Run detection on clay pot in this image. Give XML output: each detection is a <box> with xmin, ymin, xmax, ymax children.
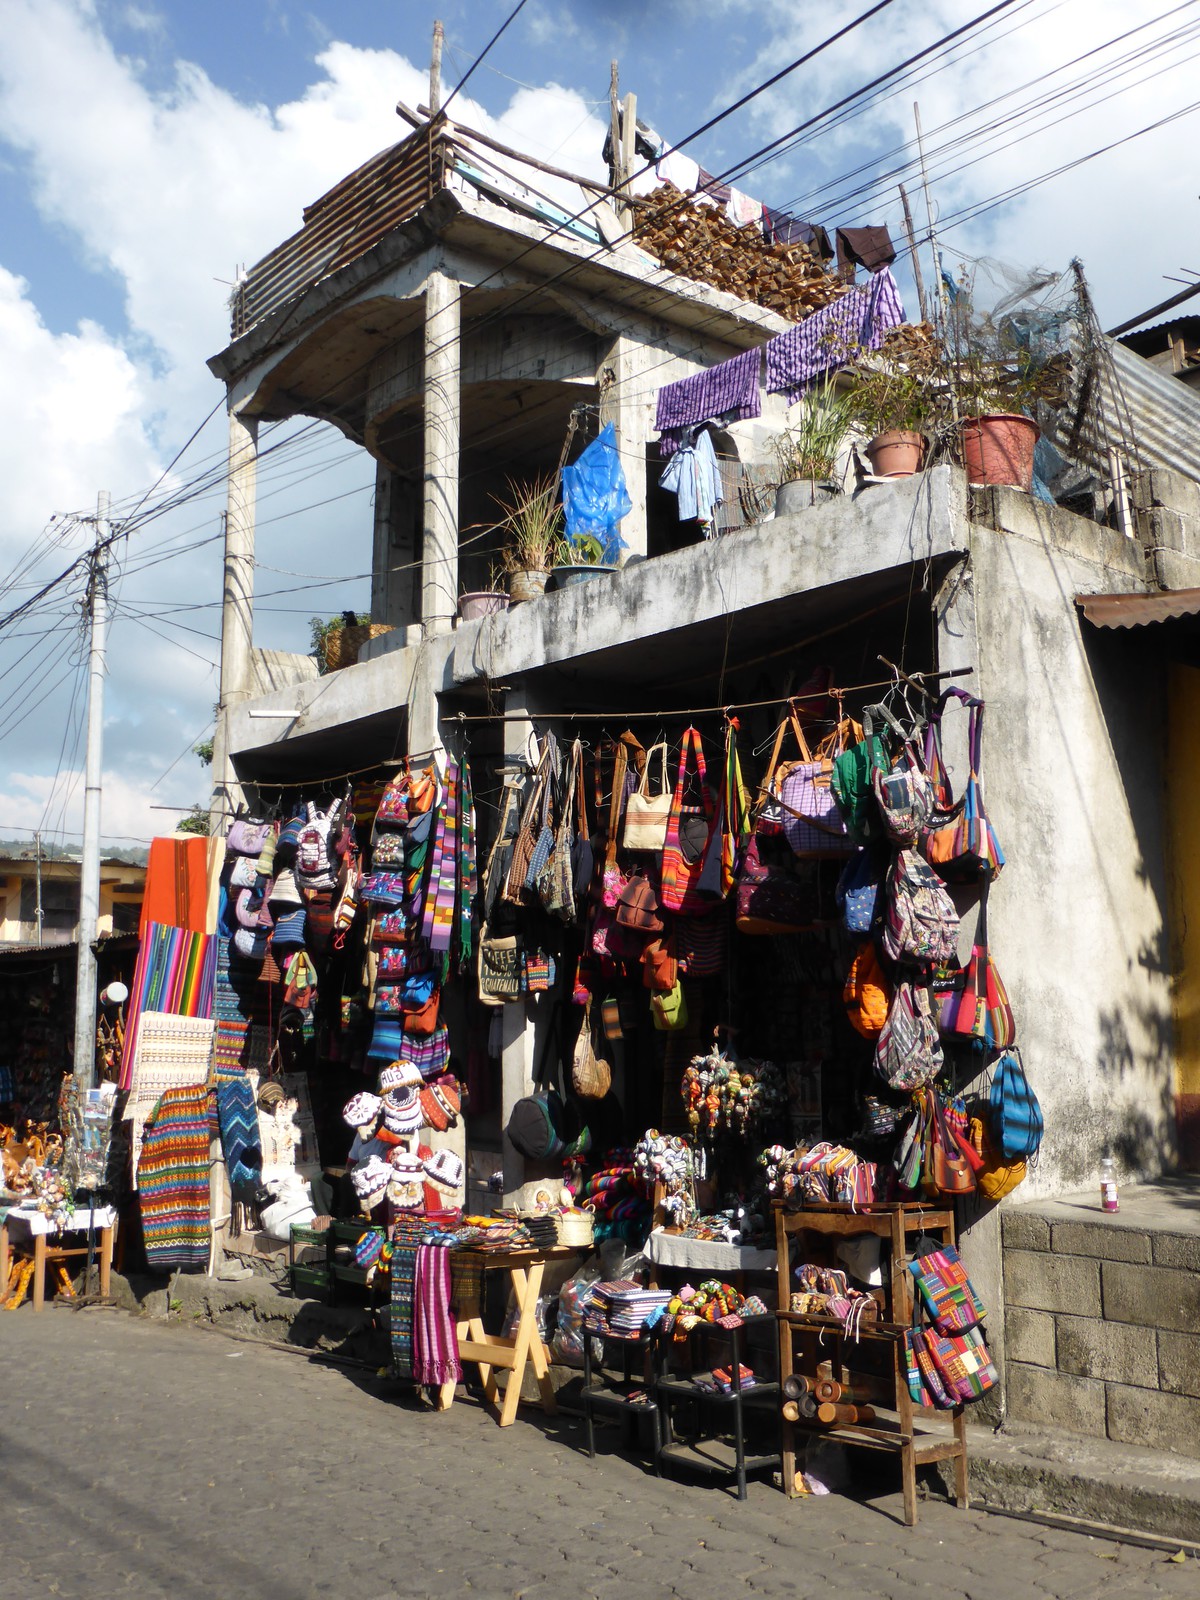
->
<box><xmin>960</xmin><ymin>414</ymin><xmax>1039</xmax><ymax>490</ymax></box>
<box><xmin>864</xmin><ymin>429</ymin><xmax>926</xmax><ymax>479</ymax></box>
<box><xmin>458</xmin><ymin>590</ymin><xmax>509</xmax><ymax>622</ymax></box>
<box><xmin>507</xmin><ymin>569</ymin><xmax>549</xmax><ymax>604</ymax></box>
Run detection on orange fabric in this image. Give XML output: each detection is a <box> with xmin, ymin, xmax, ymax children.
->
<box><xmin>140</xmin><ymin>836</ymin><xmax>210</xmax><ymax>934</ymax></box>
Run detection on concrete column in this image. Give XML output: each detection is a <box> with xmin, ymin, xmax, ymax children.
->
<box><xmin>371</xmin><ymin>463</ymin><xmax>421</xmax><ymax>630</ymax></box>
<box><xmin>211</xmin><ymin>407</ymin><xmax>258</xmax><ymax>835</ymax></box>
<box><xmin>499</xmin><ymin>683</ymin><xmax>540</xmax><ymax>1204</ymax></box>
<box><xmin>422</xmin><ymin>269</ymin><xmax>460</xmax><ymax>634</ymax></box>
<box><xmin>599</xmin><ymin>333</ymin><xmax>649</xmax><ymax>559</ymax></box>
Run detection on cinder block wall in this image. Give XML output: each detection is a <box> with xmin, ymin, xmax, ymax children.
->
<box><xmin>1003</xmin><ymin>1210</ymin><xmax>1200</xmax><ymax>1456</ymax></box>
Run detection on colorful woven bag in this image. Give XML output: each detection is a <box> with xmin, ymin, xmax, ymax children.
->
<box><xmin>661</xmin><ymin>726</ymin><xmax>718</xmax><ymax>915</ymax></box>
<box><xmin>779</xmin><ymin>717</ymin><xmax>858</xmax><ymax>858</ymax></box>
<box><xmin>920</xmin><ymin>689</ymin><xmax>1005</xmax><ymax>881</ymax></box>
<box><xmin>909</xmin><ymin>1245</ymin><xmax>986</xmax><ymax>1332</ymax></box>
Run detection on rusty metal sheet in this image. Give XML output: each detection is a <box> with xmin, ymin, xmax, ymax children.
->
<box><xmin>1076</xmin><ymin>589</ymin><xmax>1200</xmax><ymax>628</ymax></box>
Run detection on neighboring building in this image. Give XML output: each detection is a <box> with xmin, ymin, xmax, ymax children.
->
<box><xmin>206</xmin><ymin>109</ymin><xmax>1200</xmax><ymax>1442</ymax></box>
<box><xmin>0</xmin><ymin>854</ymin><xmax>146</xmax><ymax>948</ymax></box>
<box><xmin>1118</xmin><ymin>313</ymin><xmax>1200</xmax><ymax>391</ymax></box>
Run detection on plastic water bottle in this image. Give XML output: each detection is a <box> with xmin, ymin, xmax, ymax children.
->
<box><xmin>1099</xmin><ymin>1154</ymin><xmax>1119</xmax><ymax>1213</ymax></box>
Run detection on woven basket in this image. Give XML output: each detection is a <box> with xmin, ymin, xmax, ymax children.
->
<box><xmin>323</xmin><ymin>623</ymin><xmax>393</xmax><ymax>672</ymax></box>
<box><xmin>557</xmin><ymin>1210</ymin><xmax>595</xmax><ymax>1248</ymax></box>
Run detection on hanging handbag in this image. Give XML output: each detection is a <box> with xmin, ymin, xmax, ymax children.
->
<box><xmin>507</xmin><ymin>1007</ymin><xmax>592</xmax><ymax>1161</ymax></box>
<box><xmin>882</xmin><ymin>847</ymin><xmax>961</xmax><ymax>971</ymax></box>
<box><xmin>623</xmin><ymin>741</ymin><xmax>672</xmax><ymax>851</ymax></box>
<box><xmin>615</xmin><ymin>872</ymin><xmax>664</xmax><ymax>934</ymax></box>
<box><xmin>477</xmin><ymin>923</ymin><xmax>524</xmax><ymax>1006</ymax></box>
<box><xmin>661</xmin><ymin>727</ymin><xmax>718</xmax><ymax>914</ymax></box>
<box><xmin>721</xmin><ymin>717</ymin><xmax>752</xmax><ymax>896</ymax></box>
<box><xmin>675</xmin><ymin>912</ymin><xmax>727</xmax><ymax>977</ymax></box>
<box><xmin>375</xmin><ymin>771</ymin><xmax>410</xmax><ymax>827</ymax></box>
<box><xmin>641</xmin><ymin>934</ymin><xmax>678</xmax><ymax>993</ymax></box>
<box><xmin>835</xmin><ymin>844</ymin><xmax>885</xmax><ymax>936</ymax></box>
<box><xmin>868</xmin><ymin>703</ymin><xmax>934</xmax><ymax>845</ymax></box>
<box><xmin>399</xmin><ymin>1022</ymin><xmax>451</xmax><ymax>1080</ymax></box>
<box><xmin>600</xmin><ymin>736</ymin><xmax>637</xmax><ymax>908</ymax></box>
<box><xmin>920</xmin><ymin>689</ymin><xmax>1005</xmax><ymax>881</ymax></box>
<box><xmin>539</xmin><ymin>738</ymin><xmax>579</xmax><ymax>924</ymax></box>
<box><xmin>909</xmin><ymin>1245</ymin><xmax>986</xmax><ymax>1333</ymax></box>
<box><xmin>830</xmin><ymin>727</ymin><xmax>889</xmax><ymax>846</ymax></box>
<box><xmin>925</xmin><ymin>1325</ymin><xmax>998</xmax><ymax>1404</ymax></box>
<box><xmin>970</xmin><ymin>1115</ymin><xmax>1027</xmax><ymax>1200</ymax></box>
<box><xmin>651</xmin><ymin>978</ymin><xmax>689</xmax><ymax>1032</ymax></box>
<box><xmin>874</xmin><ymin>981</ymin><xmax>943</xmax><ymax>1091</ymax></box>
<box><xmin>843</xmin><ymin>940</ymin><xmax>892</xmax><ymax>1038</ymax></box>
<box><xmin>371</xmin><ymin>830</ymin><xmax>406</xmax><ymax>868</ymax></box>
<box><xmin>401</xmin><ymin>984</ymin><xmax>441</xmax><ymax>1036</ymax></box>
<box><xmin>779</xmin><ymin>716</ymin><xmax>859</xmax><ymax>858</ymax></box>
<box><xmin>229</xmin><ymin>854</ymin><xmax>258</xmax><ymax>890</ymax></box>
<box><xmin>938</xmin><ymin>875</ymin><xmax>1014</xmax><ymax>1047</ymax></box>
<box><xmin>920</xmin><ymin>1088</ymin><xmax>975</xmax><ymax>1199</ymax></box>
<box><xmin>571</xmin><ymin>1004</ymin><xmax>612</xmax><ymax>1099</ymax></box>
<box><xmin>990</xmin><ymin>1048</ymin><xmax>1044</xmax><ymax>1160</ymax></box>
<box><xmin>227</xmin><ymin>815</ymin><xmax>271</xmax><ymax>856</ymax></box>
<box><xmin>735</xmin><ymin>835</ymin><xmax>819</xmax><ymax>935</ymax></box>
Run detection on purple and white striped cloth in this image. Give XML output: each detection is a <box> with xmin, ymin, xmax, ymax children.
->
<box><xmin>765</xmin><ymin>267</ymin><xmax>906</xmax><ymax>403</ymax></box>
<box><xmin>655</xmin><ymin>346</ymin><xmax>762</xmax><ymax>454</ymax></box>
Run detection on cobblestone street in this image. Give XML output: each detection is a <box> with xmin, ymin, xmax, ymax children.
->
<box><xmin>1</xmin><ymin>1309</ymin><xmax>1197</xmax><ymax>1600</ymax></box>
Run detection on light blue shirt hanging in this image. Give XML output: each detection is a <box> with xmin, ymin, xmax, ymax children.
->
<box><xmin>659</xmin><ymin>428</ymin><xmax>723</xmax><ymax>529</ymax></box>
<box><xmin>561</xmin><ymin>422</ymin><xmax>631</xmax><ymax>564</ymax></box>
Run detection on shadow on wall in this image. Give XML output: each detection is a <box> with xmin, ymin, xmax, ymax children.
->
<box><xmin>1082</xmin><ymin>626</ymin><xmax>1176</xmax><ymax>1179</ymax></box>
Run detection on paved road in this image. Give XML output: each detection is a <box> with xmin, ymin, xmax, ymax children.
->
<box><xmin>0</xmin><ymin>1307</ymin><xmax>1195</xmax><ymax>1600</ymax></box>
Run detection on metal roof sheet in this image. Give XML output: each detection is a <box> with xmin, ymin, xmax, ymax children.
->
<box><xmin>1075</xmin><ymin>589</ymin><xmax>1200</xmax><ymax>628</ymax></box>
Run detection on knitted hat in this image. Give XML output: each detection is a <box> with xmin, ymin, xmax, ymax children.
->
<box><xmin>378</xmin><ymin>1061</ymin><xmax>422</xmax><ymax>1094</ymax></box>
<box><xmin>257</xmin><ymin>1080</ymin><xmax>285</xmax><ymax>1111</ymax></box>
<box><xmin>388</xmin><ymin>1149</ymin><xmax>425</xmax><ymax>1177</ymax></box>
<box><xmin>270</xmin><ymin>869</ymin><xmax>303</xmax><ymax>908</ymax></box>
<box><xmin>276</xmin><ymin>815</ymin><xmax>304</xmax><ymax>860</ymax></box>
<box><xmin>343</xmin><ymin>1092</ymin><xmax>382</xmax><ymax>1131</ymax></box>
<box><xmin>382</xmin><ymin>1086</ymin><xmax>422</xmax><ymax>1134</ymax></box>
<box><xmin>418</xmin><ymin>1085</ymin><xmax>449</xmax><ymax>1132</ymax></box>
<box><xmin>255</xmin><ymin>832</ymin><xmax>278</xmax><ymax>880</ymax></box>
<box><xmin>351</xmin><ymin>1155</ymin><xmax>391</xmax><ymax>1211</ymax></box>
<box><xmin>424</xmin><ymin>1148</ymin><xmax>463</xmax><ymax>1193</ymax></box>
<box><xmin>431</xmin><ymin>1080</ymin><xmax>461</xmax><ymax>1125</ymax></box>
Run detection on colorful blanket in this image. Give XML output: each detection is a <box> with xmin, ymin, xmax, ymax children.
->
<box><xmin>137</xmin><ymin>1083</ymin><xmax>212</xmax><ymax>1269</ymax></box>
<box><xmin>413</xmin><ymin>1244</ymin><xmax>462</xmax><ymax>1386</ymax></box>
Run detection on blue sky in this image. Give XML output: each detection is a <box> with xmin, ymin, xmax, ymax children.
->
<box><xmin>0</xmin><ymin>0</ymin><xmax>1196</xmax><ymax>844</ymax></box>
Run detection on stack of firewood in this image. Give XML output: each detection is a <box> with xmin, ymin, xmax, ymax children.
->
<box><xmin>633</xmin><ymin>183</ymin><xmax>845</xmax><ymax>322</ymax></box>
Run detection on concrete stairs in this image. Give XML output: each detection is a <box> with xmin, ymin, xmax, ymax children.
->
<box><xmin>1002</xmin><ymin>1177</ymin><xmax>1200</xmax><ymax>1458</ymax></box>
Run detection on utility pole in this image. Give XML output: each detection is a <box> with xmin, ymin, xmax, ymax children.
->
<box><xmin>898</xmin><ymin>182</ymin><xmax>928</xmax><ymax>324</ymax></box>
<box><xmin>429</xmin><ymin>19</ymin><xmax>443</xmax><ymax>117</ymax></box>
<box><xmin>74</xmin><ymin>490</ymin><xmax>110</xmax><ymax>1088</ymax></box>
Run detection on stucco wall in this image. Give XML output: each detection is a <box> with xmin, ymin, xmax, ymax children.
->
<box><xmin>966</xmin><ymin>489</ymin><xmax>1172</xmax><ymax>1196</ymax></box>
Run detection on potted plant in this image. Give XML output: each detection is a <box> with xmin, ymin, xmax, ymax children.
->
<box><xmin>773</xmin><ymin>377</ymin><xmax>857</xmax><ymax>514</ymax></box>
<box><xmin>848</xmin><ymin>328</ymin><xmax>944</xmax><ymax>478</ymax></box>
<box><xmin>459</xmin><ymin>562</ymin><xmax>510</xmax><ymax>622</ymax></box>
<box><xmin>494</xmin><ymin>474</ymin><xmax>566</xmax><ymax>603</ymax></box>
<box><xmin>310</xmin><ymin>611</ymin><xmax>393</xmax><ymax>673</ymax></box>
<box><xmin>552</xmin><ymin>531</ymin><xmax>618</xmax><ymax>588</ymax></box>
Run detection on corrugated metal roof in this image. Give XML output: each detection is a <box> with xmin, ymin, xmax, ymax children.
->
<box><xmin>1050</xmin><ymin>336</ymin><xmax>1200</xmax><ymax>483</ymax></box>
<box><xmin>1076</xmin><ymin>589</ymin><xmax>1200</xmax><ymax>628</ymax></box>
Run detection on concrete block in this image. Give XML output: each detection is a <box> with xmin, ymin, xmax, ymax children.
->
<box><xmin>1152</xmin><ymin>546</ymin><xmax>1200</xmax><ymax>591</ymax></box>
<box><xmin>1006</xmin><ymin>1362</ymin><xmax>1106</xmax><ymax>1437</ymax></box>
<box><xmin>1107</xmin><ymin>1383</ymin><xmax>1200</xmax><ymax>1457</ymax></box>
<box><xmin>1006</xmin><ymin>1306</ymin><xmax>1056</xmax><ymax>1368</ymax></box>
<box><xmin>1055</xmin><ymin>1313</ymin><xmax>1159</xmax><ymax>1389</ymax></box>
<box><xmin>1159</xmin><ymin>1331</ymin><xmax>1200</xmax><ymax>1400</ymax></box>
<box><xmin>1153</xmin><ymin>1232</ymin><xmax>1200</xmax><ymax>1272</ymax></box>
<box><xmin>1004</xmin><ymin>1249</ymin><xmax>1102</xmax><ymax>1317</ymax></box>
<box><xmin>1134</xmin><ymin>464</ymin><xmax>1200</xmax><ymax>524</ymax></box>
<box><xmin>1050</xmin><ymin>1221</ymin><xmax>1151</xmax><ymax>1263</ymax></box>
<box><xmin>1102</xmin><ymin>1260</ymin><xmax>1200</xmax><ymax>1331</ymax></box>
<box><xmin>1001</xmin><ymin>1211</ymin><xmax>1051</xmax><ymax>1252</ymax></box>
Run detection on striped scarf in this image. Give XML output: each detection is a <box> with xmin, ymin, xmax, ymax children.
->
<box><xmin>413</xmin><ymin>1244</ymin><xmax>462</xmax><ymax>1386</ymax></box>
<box><xmin>422</xmin><ymin>760</ymin><xmax>459</xmax><ymax>953</ymax></box>
<box><xmin>455</xmin><ymin>757</ymin><xmax>477</xmax><ymax>971</ymax></box>
<box><xmin>137</xmin><ymin>1083</ymin><xmax>212</xmax><ymax>1269</ymax></box>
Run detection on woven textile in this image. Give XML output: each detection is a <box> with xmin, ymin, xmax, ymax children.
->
<box><xmin>389</xmin><ymin>1215</ymin><xmax>428</xmax><ymax>1377</ymax></box>
<box><xmin>909</xmin><ymin>1245</ymin><xmax>986</xmax><ymax>1332</ymax></box>
<box><xmin>137</xmin><ymin>1083</ymin><xmax>212</xmax><ymax>1269</ymax></box>
<box><xmin>216</xmin><ymin>1076</ymin><xmax>263</xmax><ymax>1190</ymax></box>
<box><xmin>449</xmin><ymin>1250</ymin><xmax>484</xmax><ymax>1318</ymax></box>
<box><xmin>122</xmin><ymin>1012</ymin><xmax>214</xmax><ymax>1185</ymax></box>
<box><xmin>413</xmin><ymin>1244</ymin><xmax>462</xmax><ymax>1386</ymax></box>
<box><xmin>655</xmin><ymin>348</ymin><xmax>762</xmax><ymax>452</ymax></box>
<box><xmin>211</xmin><ymin>936</ymin><xmax>254</xmax><ymax>1083</ymax></box>
<box><xmin>456</xmin><ymin>758</ymin><xmax>477</xmax><ymax>970</ymax></box>
<box><xmin>421</xmin><ymin>761</ymin><xmax>459</xmax><ymax>953</ymax></box>
<box><xmin>120</xmin><ymin>922</ymin><xmax>218</xmax><ymax>1090</ymax></box>
<box><xmin>765</xmin><ymin>267</ymin><xmax>905</xmax><ymax>402</ymax></box>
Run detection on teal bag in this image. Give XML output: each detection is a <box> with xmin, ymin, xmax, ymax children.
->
<box><xmin>990</xmin><ymin>1049</ymin><xmax>1044</xmax><ymax>1160</ymax></box>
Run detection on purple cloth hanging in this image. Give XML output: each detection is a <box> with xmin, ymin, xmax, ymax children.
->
<box><xmin>655</xmin><ymin>347</ymin><xmax>762</xmax><ymax>453</ymax></box>
<box><xmin>765</xmin><ymin>267</ymin><xmax>906</xmax><ymax>403</ymax></box>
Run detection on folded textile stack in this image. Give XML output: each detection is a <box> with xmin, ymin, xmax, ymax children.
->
<box><xmin>581</xmin><ymin>1158</ymin><xmax>651</xmax><ymax>1246</ymax></box>
<box><xmin>520</xmin><ymin>1213</ymin><xmax>560</xmax><ymax>1250</ymax></box>
<box><xmin>583</xmin><ymin>1278</ymin><xmax>669</xmax><ymax>1338</ymax></box>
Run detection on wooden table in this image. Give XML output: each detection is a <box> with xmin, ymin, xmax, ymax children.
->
<box><xmin>438</xmin><ymin>1244</ymin><xmax>582</xmax><ymax>1427</ymax></box>
<box><xmin>1</xmin><ymin>1206</ymin><xmax>116</xmax><ymax>1311</ymax></box>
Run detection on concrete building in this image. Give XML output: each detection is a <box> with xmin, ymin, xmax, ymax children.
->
<box><xmin>207</xmin><ymin>111</ymin><xmax>1200</xmax><ymax>1448</ymax></box>
<box><xmin>0</xmin><ymin>853</ymin><xmax>145</xmax><ymax>949</ymax></box>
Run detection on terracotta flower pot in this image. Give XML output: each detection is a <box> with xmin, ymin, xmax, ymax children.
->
<box><xmin>960</xmin><ymin>414</ymin><xmax>1039</xmax><ymax>490</ymax></box>
<box><xmin>458</xmin><ymin>590</ymin><xmax>510</xmax><ymax>622</ymax></box>
<box><xmin>508</xmin><ymin>569</ymin><xmax>549</xmax><ymax>604</ymax></box>
<box><xmin>864</xmin><ymin>429</ymin><xmax>926</xmax><ymax>479</ymax></box>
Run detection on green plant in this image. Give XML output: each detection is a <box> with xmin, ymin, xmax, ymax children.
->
<box><xmin>558</xmin><ymin>531</ymin><xmax>607</xmax><ymax>566</ymax></box>
<box><xmin>178</xmin><ymin>805</ymin><xmax>211</xmax><ymax>837</ymax></box>
<box><xmin>493</xmin><ymin>474</ymin><xmax>567</xmax><ymax>575</ymax></box>
<box><xmin>773</xmin><ymin>377</ymin><xmax>857</xmax><ymax>483</ymax></box>
<box><xmin>310</xmin><ymin>611</ymin><xmax>369</xmax><ymax>675</ymax></box>
<box><xmin>846</xmin><ymin>324</ymin><xmax>948</xmax><ymax>438</ymax></box>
